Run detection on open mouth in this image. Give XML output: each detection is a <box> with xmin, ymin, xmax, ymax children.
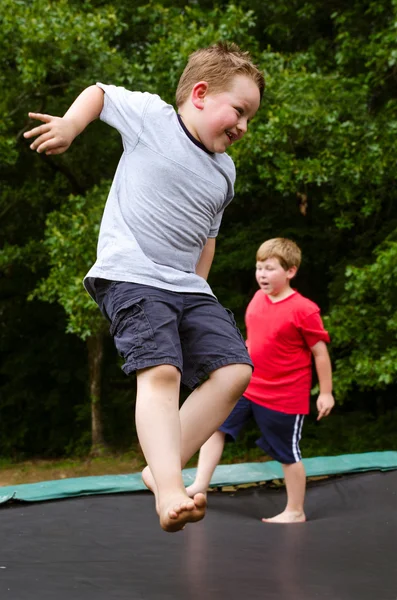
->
<box><xmin>225</xmin><ymin>130</ymin><xmax>237</xmax><ymax>143</ymax></box>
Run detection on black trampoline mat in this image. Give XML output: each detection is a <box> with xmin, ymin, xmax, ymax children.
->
<box><xmin>1</xmin><ymin>470</ymin><xmax>396</xmax><ymax>600</ymax></box>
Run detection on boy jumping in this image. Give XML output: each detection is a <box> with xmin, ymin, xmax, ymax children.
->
<box><xmin>186</xmin><ymin>238</ymin><xmax>334</xmax><ymax>523</ymax></box>
<box><xmin>24</xmin><ymin>43</ymin><xmax>264</xmax><ymax>532</ymax></box>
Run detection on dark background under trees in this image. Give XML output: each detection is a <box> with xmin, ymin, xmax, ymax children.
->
<box><xmin>1</xmin><ymin>0</ymin><xmax>397</xmax><ymax>459</ymax></box>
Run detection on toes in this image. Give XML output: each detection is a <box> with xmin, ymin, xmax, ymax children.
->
<box><xmin>193</xmin><ymin>493</ymin><xmax>207</xmax><ymax>508</ymax></box>
<box><xmin>170</xmin><ymin>499</ymin><xmax>195</xmax><ymax>516</ymax></box>
<box><xmin>160</xmin><ymin>494</ymin><xmax>207</xmax><ymax>532</ymax></box>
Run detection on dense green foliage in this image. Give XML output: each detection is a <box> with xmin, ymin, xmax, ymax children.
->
<box><xmin>1</xmin><ymin>0</ymin><xmax>397</xmax><ymax>457</ymax></box>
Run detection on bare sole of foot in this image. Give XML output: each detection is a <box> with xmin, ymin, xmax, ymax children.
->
<box><xmin>160</xmin><ymin>493</ymin><xmax>207</xmax><ymax>533</ymax></box>
<box><xmin>262</xmin><ymin>510</ymin><xmax>306</xmax><ymax>524</ymax></box>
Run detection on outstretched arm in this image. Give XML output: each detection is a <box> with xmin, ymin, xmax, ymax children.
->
<box><xmin>196</xmin><ymin>238</ymin><xmax>216</xmax><ymax>280</ymax></box>
<box><xmin>23</xmin><ymin>85</ymin><xmax>104</xmax><ymax>155</ymax></box>
<box><xmin>311</xmin><ymin>340</ymin><xmax>334</xmax><ymax>420</ymax></box>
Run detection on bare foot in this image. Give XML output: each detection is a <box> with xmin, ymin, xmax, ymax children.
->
<box><xmin>186</xmin><ymin>482</ymin><xmax>208</xmax><ymax>498</ymax></box>
<box><xmin>262</xmin><ymin>510</ymin><xmax>306</xmax><ymax>524</ymax></box>
<box><xmin>142</xmin><ymin>466</ymin><xmax>159</xmax><ymax>514</ymax></box>
<box><xmin>142</xmin><ymin>468</ymin><xmax>207</xmax><ymax>531</ymax></box>
<box><xmin>159</xmin><ymin>492</ymin><xmax>207</xmax><ymax>533</ymax></box>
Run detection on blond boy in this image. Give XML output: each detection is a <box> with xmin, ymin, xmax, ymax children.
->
<box><xmin>24</xmin><ymin>44</ymin><xmax>264</xmax><ymax>532</ymax></box>
<box><xmin>187</xmin><ymin>238</ymin><xmax>334</xmax><ymax>523</ymax></box>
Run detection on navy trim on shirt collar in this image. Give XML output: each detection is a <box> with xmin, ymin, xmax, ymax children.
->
<box><xmin>177</xmin><ymin>114</ymin><xmax>213</xmax><ymax>155</ymax></box>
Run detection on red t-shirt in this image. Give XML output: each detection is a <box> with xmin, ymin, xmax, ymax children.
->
<box><xmin>243</xmin><ymin>290</ymin><xmax>330</xmax><ymax>414</ymax></box>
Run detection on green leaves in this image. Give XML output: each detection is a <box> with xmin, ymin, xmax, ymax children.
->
<box><xmin>1</xmin><ymin>0</ymin><xmax>124</xmax><ymax>86</ymax></box>
<box><xmin>31</xmin><ymin>184</ymin><xmax>110</xmax><ymax>340</ymax></box>
<box><xmin>2</xmin><ymin>0</ymin><xmax>397</xmax><ymax>452</ymax></box>
<box><xmin>327</xmin><ymin>239</ymin><xmax>397</xmax><ymax>399</ymax></box>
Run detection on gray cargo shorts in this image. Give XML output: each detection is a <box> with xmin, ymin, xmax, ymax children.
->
<box><xmin>94</xmin><ymin>279</ymin><xmax>253</xmax><ymax>389</ymax></box>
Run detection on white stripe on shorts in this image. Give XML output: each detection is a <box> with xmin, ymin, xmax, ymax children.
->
<box><xmin>292</xmin><ymin>415</ymin><xmax>304</xmax><ymax>462</ymax></box>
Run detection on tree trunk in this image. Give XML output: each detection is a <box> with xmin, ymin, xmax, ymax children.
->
<box><xmin>86</xmin><ymin>332</ymin><xmax>107</xmax><ymax>456</ymax></box>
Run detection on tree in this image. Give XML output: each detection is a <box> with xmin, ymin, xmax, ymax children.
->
<box><xmin>31</xmin><ymin>186</ymin><xmax>110</xmax><ymax>454</ymax></box>
<box><xmin>326</xmin><ymin>239</ymin><xmax>397</xmax><ymax>403</ymax></box>
<box><xmin>1</xmin><ymin>0</ymin><xmax>267</xmax><ymax>455</ymax></box>
<box><xmin>0</xmin><ymin>0</ymin><xmax>131</xmax><ymax>455</ymax></box>
<box><xmin>2</xmin><ymin>0</ymin><xmax>397</xmax><ymax>457</ymax></box>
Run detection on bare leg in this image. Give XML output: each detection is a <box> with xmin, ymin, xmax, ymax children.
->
<box><xmin>178</xmin><ymin>364</ymin><xmax>251</xmax><ymax>462</ymax></box>
<box><xmin>142</xmin><ymin>363</ymin><xmax>251</xmax><ymax>511</ymax></box>
<box><xmin>262</xmin><ymin>461</ymin><xmax>306</xmax><ymax>523</ymax></box>
<box><xmin>136</xmin><ymin>365</ymin><xmax>206</xmax><ymax>533</ymax></box>
<box><xmin>186</xmin><ymin>431</ymin><xmax>226</xmax><ymax>497</ymax></box>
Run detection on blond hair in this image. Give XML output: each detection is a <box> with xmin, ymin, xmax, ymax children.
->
<box><xmin>256</xmin><ymin>238</ymin><xmax>302</xmax><ymax>270</ymax></box>
<box><xmin>175</xmin><ymin>42</ymin><xmax>265</xmax><ymax>108</ymax></box>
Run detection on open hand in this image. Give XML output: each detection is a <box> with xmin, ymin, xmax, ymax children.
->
<box><xmin>316</xmin><ymin>392</ymin><xmax>335</xmax><ymax>420</ymax></box>
<box><xmin>23</xmin><ymin>112</ymin><xmax>77</xmax><ymax>155</ymax></box>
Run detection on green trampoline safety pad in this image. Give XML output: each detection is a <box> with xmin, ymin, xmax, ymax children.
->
<box><xmin>1</xmin><ymin>451</ymin><xmax>396</xmax><ymax>505</ymax></box>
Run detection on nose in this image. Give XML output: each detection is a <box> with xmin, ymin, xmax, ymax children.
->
<box><xmin>237</xmin><ymin>117</ymin><xmax>248</xmax><ymax>135</ymax></box>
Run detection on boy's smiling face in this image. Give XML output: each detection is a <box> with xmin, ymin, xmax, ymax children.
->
<box><xmin>183</xmin><ymin>74</ymin><xmax>261</xmax><ymax>153</ymax></box>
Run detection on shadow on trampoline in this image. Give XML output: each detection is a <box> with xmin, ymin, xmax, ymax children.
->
<box><xmin>0</xmin><ymin>469</ymin><xmax>396</xmax><ymax>600</ymax></box>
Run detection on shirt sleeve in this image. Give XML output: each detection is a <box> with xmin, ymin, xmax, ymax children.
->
<box><xmin>96</xmin><ymin>83</ymin><xmax>152</xmax><ymax>151</ymax></box>
<box><xmin>299</xmin><ymin>310</ymin><xmax>330</xmax><ymax>348</ymax></box>
<box><xmin>208</xmin><ymin>209</ymin><xmax>226</xmax><ymax>238</ymax></box>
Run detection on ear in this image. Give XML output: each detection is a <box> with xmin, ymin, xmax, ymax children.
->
<box><xmin>191</xmin><ymin>81</ymin><xmax>209</xmax><ymax>110</ymax></box>
<box><xmin>287</xmin><ymin>266</ymin><xmax>298</xmax><ymax>280</ymax></box>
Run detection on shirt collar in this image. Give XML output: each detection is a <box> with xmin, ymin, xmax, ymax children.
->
<box><xmin>177</xmin><ymin>114</ymin><xmax>213</xmax><ymax>155</ymax></box>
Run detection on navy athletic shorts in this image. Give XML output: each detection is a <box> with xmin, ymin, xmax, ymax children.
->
<box><xmin>93</xmin><ymin>279</ymin><xmax>253</xmax><ymax>389</ymax></box>
<box><xmin>220</xmin><ymin>395</ymin><xmax>305</xmax><ymax>464</ymax></box>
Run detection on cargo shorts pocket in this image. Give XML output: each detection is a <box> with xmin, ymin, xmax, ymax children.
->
<box><xmin>109</xmin><ymin>299</ymin><xmax>157</xmax><ymax>359</ymax></box>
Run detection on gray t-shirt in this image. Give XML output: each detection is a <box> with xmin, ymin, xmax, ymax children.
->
<box><xmin>84</xmin><ymin>83</ymin><xmax>236</xmax><ymax>299</ymax></box>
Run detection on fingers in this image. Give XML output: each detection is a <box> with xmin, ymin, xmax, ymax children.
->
<box><xmin>36</xmin><ymin>137</ymin><xmax>69</xmax><ymax>155</ymax></box>
<box><xmin>24</xmin><ymin>123</ymin><xmax>51</xmax><ymax>140</ymax></box>
<box><xmin>26</xmin><ymin>131</ymin><xmax>53</xmax><ymax>153</ymax></box>
<box><xmin>23</xmin><ymin>116</ymin><xmax>69</xmax><ymax>154</ymax></box>
<box><xmin>25</xmin><ymin>130</ymin><xmax>53</xmax><ymax>151</ymax></box>
<box><xmin>24</xmin><ymin>113</ymin><xmax>71</xmax><ymax>155</ymax></box>
<box><xmin>23</xmin><ymin>114</ymin><xmax>56</xmax><ymax>148</ymax></box>
<box><xmin>34</xmin><ymin>139</ymin><xmax>53</xmax><ymax>154</ymax></box>
<box><xmin>28</xmin><ymin>112</ymin><xmax>53</xmax><ymax>123</ymax></box>
<box><xmin>317</xmin><ymin>406</ymin><xmax>331</xmax><ymax>421</ymax></box>
<box><xmin>45</xmin><ymin>146</ymin><xmax>68</xmax><ymax>156</ymax></box>
<box><xmin>26</xmin><ymin>131</ymin><xmax>68</xmax><ymax>155</ymax></box>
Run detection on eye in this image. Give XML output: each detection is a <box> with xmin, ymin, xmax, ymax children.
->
<box><xmin>234</xmin><ymin>107</ymin><xmax>244</xmax><ymax>115</ymax></box>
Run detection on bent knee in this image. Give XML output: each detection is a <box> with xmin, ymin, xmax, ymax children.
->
<box><xmin>138</xmin><ymin>364</ymin><xmax>180</xmax><ymax>387</ymax></box>
<box><xmin>234</xmin><ymin>363</ymin><xmax>252</xmax><ymax>392</ymax></box>
<box><xmin>211</xmin><ymin>363</ymin><xmax>252</xmax><ymax>394</ymax></box>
